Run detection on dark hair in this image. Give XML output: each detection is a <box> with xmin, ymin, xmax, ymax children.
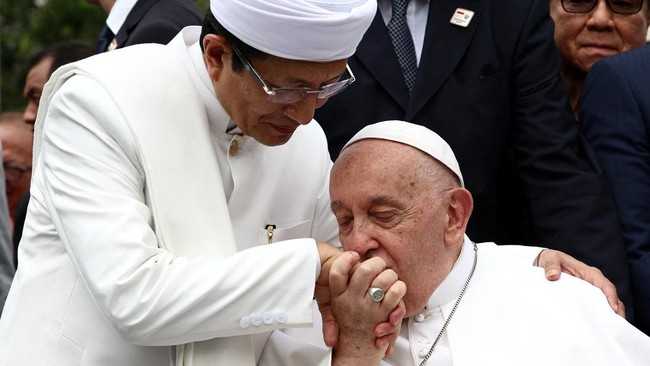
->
<box><xmin>27</xmin><ymin>42</ymin><xmax>95</xmax><ymax>77</ymax></box>
<box><xmin>199</xmin><ymin>12</ymin><xmax>269</xmax><ymax>72</ymax></box>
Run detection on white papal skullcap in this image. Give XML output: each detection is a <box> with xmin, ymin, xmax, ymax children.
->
<box><xmin>343</xmin><ymin>120</ymin><xmax>465</xmax><ymax>187</ymax></box>
<box><xmin>210</xmin><ymin>0</ymin><xmax>377</xmax><ymax>61</ymax></box>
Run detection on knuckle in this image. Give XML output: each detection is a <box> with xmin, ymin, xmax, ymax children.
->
<box><xmin>355</xmin><ymin>263</ymin><xmax>373</xmax><ymax>278</ymax></box>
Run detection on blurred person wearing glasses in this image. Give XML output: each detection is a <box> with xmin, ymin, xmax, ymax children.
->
<box><xmin>550</xmin><ymin>0</ymin><xmax>649</xmax><ymax>112</ymax></box>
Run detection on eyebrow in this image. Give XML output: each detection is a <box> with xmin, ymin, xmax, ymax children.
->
<box><xmin>330</xmin><ymin>195</ymin><xmax>405</xmax><ymax>212</ymax></box>
<box><xmin>285</xmin><ymin>70</ymin><xmax>346</xmax><ymax>88</ymax></box>
<box><xmin>369</xmin><ymin>195</ymin><xmax>405</xmax><ymax>209</ymax></box>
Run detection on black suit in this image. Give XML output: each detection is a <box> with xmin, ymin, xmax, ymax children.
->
<box><xmin>100</xmin><ymin>0</ymin><xmax>202</xmax><ymax>51</ymax></box>
<box><xmin>317</xmin><ymin>0</ymin><xmax>633</xmax><ymax>307</ymax></box>
<box><xmin>582</xmin><ymin>46</ymin><xmax>650</xmax><ymax>334</ymax></box>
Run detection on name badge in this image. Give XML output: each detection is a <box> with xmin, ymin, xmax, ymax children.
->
<box><xmin>450</xmin><ymin>8</ymin><xmax>474</xmax><ymax>28</ymax></box>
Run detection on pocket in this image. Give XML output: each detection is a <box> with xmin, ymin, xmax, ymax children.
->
<box><xmin>258</xmin><ymin>219</ymin><xmax>312</xmax><ymax>245</ymax></box>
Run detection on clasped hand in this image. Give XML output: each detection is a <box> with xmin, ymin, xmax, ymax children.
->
<box><xmin>316</xmin><ymin>243</ymin><xmax>406</xmax><ymax>364</ymax></box>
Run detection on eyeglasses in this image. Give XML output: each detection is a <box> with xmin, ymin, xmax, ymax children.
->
<box><xmin>561</xmin><ymin>0</ymin><xmax>644</xmax><ymax>15</ymax></box>
<box><xmin>231</xmin><ymin>45</ymin><xmax>356</xmax><ymax>105</ymax></box>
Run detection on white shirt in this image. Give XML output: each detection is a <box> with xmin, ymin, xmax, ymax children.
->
<box><xmin>106</xmin><ymin>0</ymin><xmax>139</xmax><ymax>35</ymax></box>
<box><xmin>378</xmin><ymin>0</ymin><xmax>430</xmax><ymax>65</ymax></box>
<box><xmin>387</xmin><ymin>236</ymin><xmax>474</xmax><ymax>366</ymax></box>
<box><xmin>381</xmin><ymin>238</ymin><xmax>650</xmax><ymax>365</ymax></box>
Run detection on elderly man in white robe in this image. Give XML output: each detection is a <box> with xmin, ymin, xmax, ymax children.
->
<box><xmin>325</xmin><ymin>120</ymin><xmax>650</xmax><ymax>366</ymax></box>
<box><xmin>0</xmin><ymin>0</ymin><xmax>628</xmax><ymax>364</ymax></box>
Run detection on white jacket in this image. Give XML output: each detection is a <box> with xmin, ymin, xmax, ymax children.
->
<box><xmin>0</xmin><ymin>27</ymin><xmax>337</xmax><ymax>365</ymax></box>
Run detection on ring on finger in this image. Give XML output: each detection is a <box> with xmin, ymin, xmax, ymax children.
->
<box><xmin>368</xmin><ymin>287</ymin><xmax>385</xmax><ymax>303</ymax></box>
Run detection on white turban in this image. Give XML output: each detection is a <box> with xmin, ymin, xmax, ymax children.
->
<box><xmin>210</xmin><ymin>0</ymin><xmax>377</xmax><ymax>61</ymax></box>
<box><xmin>343</xmin><ymin>120</ymin><xmax>465</xmax><ymax>187</ymax></box>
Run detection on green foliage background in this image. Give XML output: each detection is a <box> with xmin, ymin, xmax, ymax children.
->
<box><xmin>0</xmin><ymin>0</ymin><xmax>209</xmax><ymax>112</ymax></box>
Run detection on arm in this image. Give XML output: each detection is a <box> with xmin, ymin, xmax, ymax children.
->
<box><xmin>510</xmin><ymin>0</ymin><xmax>631</xmax><ymax>306</ymax></box>
<box><xmin>581</xmin><ymin>58</ymin><xmax>650</xmax><ymax>329</ymax></box>
<box><xmin>36</xmin><ymin>75</ymin><xmax>320</xmax><ymax>345</ymax></box>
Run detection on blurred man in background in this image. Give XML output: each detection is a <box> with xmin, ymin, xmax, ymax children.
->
<box><xmin>90</xmin><ymin>0</ymin><xmax>202</xmax><ymax>53</ymax></box>
<box><xmin>15</xmin><ymin>42</ymin><xmax>95</xmax><ymax>264</ymax></box>
<box><xmin>550</xmin><ymin>0</ymin><xmax>649</xmax><ymax>112</ymax></box>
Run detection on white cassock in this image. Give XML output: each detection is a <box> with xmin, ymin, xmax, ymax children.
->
<box><xmin>385</xmin><ymin>237</ymin><xmax>650</xmax><ymax>366</ymax></box>
<box><xmin>0</xmin><ymin>27</ymin><xmax>336</xmax><ymax>366</ymax></box>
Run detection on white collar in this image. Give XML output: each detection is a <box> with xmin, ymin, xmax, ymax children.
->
<box><xmin>186</xmin><ymin>30</ymin><xmax>238</xmax><ymax>135</ymax></box>
<box><xmin>106</xmin><ymin>0</ymin><xmax>139</xmax><ymax>35</ymax></box>
<box><xmin>427</xmin><ymin>235</ymin><xmax>475</xmax><ymax>308</ymax></box>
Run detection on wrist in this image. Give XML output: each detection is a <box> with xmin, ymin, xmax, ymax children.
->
<box><xmin>333</xmin><ymin>334</ymin><xmax>384</xmax><ymax>365</ymax></box>
<box><xmin>332</xmin><ymin>351</ymin><xmax>382</xmax><ymax>366</ymax></box>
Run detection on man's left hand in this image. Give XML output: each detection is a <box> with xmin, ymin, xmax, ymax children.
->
<box><xmin>535</xmin><ymin>249</ymin><xmax>625</xmax><ymax>317</ymax></box>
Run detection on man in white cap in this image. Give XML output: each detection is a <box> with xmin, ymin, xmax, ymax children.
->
<box><xmin>0</xmin><ymin>1</ymin><xmax>379</xmax><ymax>365</ymax></box>
<box><xmin>326</xmin><ymin>120</ymin><xmax>650</xmax><ymax>365</ymax></box>
<box><xmin>0</xmin><ymin>1</ymin><xmax>624</xmax><ymax>365</ymax></box>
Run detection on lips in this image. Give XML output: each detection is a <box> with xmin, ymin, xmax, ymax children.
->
<box><xmin>580</xmin><ymin>42</ymin><xmax>619</xmax><ymax>52</ymax></box>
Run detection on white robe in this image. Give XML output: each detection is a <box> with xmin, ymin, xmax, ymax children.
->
<box><xmin>0</xmin><ymin>27</ymin><xmax>337</xmax><ymax>365</ymax></box>
<box><xmin>385</xmin><ymin>237</ymin><xmax>650</xmax><ymax>366</ymax></box>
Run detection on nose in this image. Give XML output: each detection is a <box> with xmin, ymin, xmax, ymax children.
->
<box><xmin>23</xmin><ymin>101</ymin><xmax>37</xmax><ymax>126</ymax></box>
<box><xmin>284</xmin><ymin>94</ymin><xmax>318</xmax><ymax>125</ymax></box>
<box><xmin>342</xmin><ymin>220</ymin><xmax>379</xmax><ymax>259</ymax></box>
<box><xmin>586</xmin><ymin>0</ymin><xmax>615</xmax><ymax>31</ymax></box>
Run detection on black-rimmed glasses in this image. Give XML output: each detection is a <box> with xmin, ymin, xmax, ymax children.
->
<box><xmin>231</xmin><ymin>45</ymin><xmax>356</xmax><ymax>105</ymax></box>
<box><xmin>561</xmin><ymin>0</ymin><xmax>644</xmax><ymax>15</ymax></box>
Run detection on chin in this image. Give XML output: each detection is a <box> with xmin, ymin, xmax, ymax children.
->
<box><xmin>258</xmin><ymin>133</ymin><xmax>294</xmax><ymax>146</ymax></box>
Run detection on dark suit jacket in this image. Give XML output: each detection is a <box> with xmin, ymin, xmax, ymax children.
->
<box><xmin>112</xmin><ymin>0</ymin><xmax>202</xmax><ymax>49</ymax></box>
<box><xmin>316</xmin><ymin>0</ymin><xmax>632</xmax><ymax>306</ymax></box>
<box><xmin>581</xmin><ymin>46</ymin><xmax>650</xmax><ymax>334</ymax></box>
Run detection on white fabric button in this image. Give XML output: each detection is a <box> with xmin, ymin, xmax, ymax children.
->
<box><xmin>251</xmin><ymin>313</ymin><xmax>263</xmax><ymax>326</ymax></box>
<box><xmin>263</xmin><ymin>312</ymin><xmax>274</xmax><ymax>325</ymax></box>
<box><xmin>239</xmin><ymin>316</ymin><xmax>250</xmax><ymax>329</ymax></box>
<box><xmin>276</xmin><ymin>312</ymin><xmax>288</xmax><ymax>324</ymax></box>
<box><xmin>415</xmin><ymin>313</ymin><xmax>426</xmax><ymax>322</ymax></box>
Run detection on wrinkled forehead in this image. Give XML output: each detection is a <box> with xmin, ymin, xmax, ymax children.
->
<box><xmin>334</xmin><ymin>139</ymin><xmax>421</xmax><ymax>173</ymax></box>
<box><xmin>331</xmin><ymin>140</ymin><xmax>434</xmax><ymax>197</ymax></box>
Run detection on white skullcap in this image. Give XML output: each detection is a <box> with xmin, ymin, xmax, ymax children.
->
<box><xmin>343</xmin><ymin>120</ymin><xmax>465</xmax><ymax>187</ymax></box>
<box><xmin>210</xmin><ymin>0</ymin><xmax>377</xmax><ymax>61</ymax></box>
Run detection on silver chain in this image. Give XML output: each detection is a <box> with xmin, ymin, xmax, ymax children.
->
<box><xmin>418</xmin><ymin>242</ymin><xmax>478</xmax><ymax>366</ymax></box>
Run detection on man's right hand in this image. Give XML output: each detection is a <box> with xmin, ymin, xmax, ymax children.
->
<box><xmin>315</xmin><ymin>241</ymin><xmax>345</xmax><ymax>347</ymax></box>
<box><xmin>327</xmin><ymin>255</ymin><xmax>406</xmax><ymax>365</ymax></box>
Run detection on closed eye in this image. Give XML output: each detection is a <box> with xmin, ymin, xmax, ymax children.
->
<box><xmin>370</xmin><ymin>210</ymin><xmax>400</xmax><ymax>227</ymax></box>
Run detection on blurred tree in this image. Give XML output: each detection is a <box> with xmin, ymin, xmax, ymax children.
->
<box><xmin>0</xmin><ymin>0</ymin><xmax>208</xmax><ymax>112</ymax></box>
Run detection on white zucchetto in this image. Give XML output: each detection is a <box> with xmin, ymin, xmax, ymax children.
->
<box><xmin>210</xmin><ymin>0</ymin><xmax>377</xmax><ymax>61</ymax></box>
<box><xmin>343</xmin><ymin>120</ymin><xmax>465</xmax><ymax>187</ymax></box>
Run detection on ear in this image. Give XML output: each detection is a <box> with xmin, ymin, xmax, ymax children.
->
<box><xmin>202</xmin><ymin>34</ymin><xmax>231</xmax><ymax>83</ymax></box>
<box><xmin>444</xmin><ymin>188</ymin><xmax>473</xmax><ymax>247</ymax></box>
